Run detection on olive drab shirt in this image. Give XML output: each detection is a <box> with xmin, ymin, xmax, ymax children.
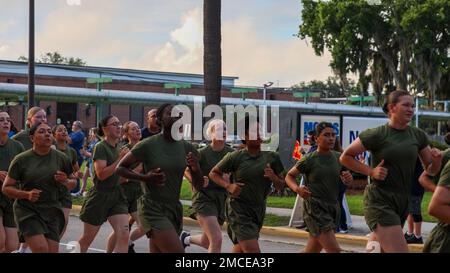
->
<box><xmin>12</xmin><ymin>129</ymin><xmax>32</xmax><ymax>151</ymax></box>
<box><xmin>131</xmin><ymin>134</ymin><xmax>199</xmax><ymax>202</ymax></box>
<box><xmin>433</xmin><ymin>148</ymin><xmax>450</xmax><ymax>185</ymax></box>
<box><xmin>216</xmin><ymin>149</ymin><xmax>284</xmax><ymax>206</ymax></box>
<box><xmin>437</xmin><ymin>160</ymin><xmax>450</xmax><ymax>228</ymax></box>
<box><xmin>121</xmin><ymin>143</ymin><xmax>141</xmax><ymax>190</ymax></box>
<box><xmin>7</xmin><ymin>149</ymin><xmax>73</xmax><ymax>208</ymax></box>
<box><xmin>295</xmin><ymin>150</ymin><xmax>344</xmax><ymax>203</ymax></box>
<box><xmin>56</xmin><ymin>146</ymin><xmax>78</xmax><ymax>167</ymax></box>
<box><xmin>198</xmin><ymin>145</ymin><xmax>234</xmax><ymax>192</ymax></box>
<box><xmin>359</xmin><ymin>124</ymin><xmax>428</xmax><ymax>194</ymax></box>
<box><xmin>92</xmin><ymin>140</ymin><xmax>121</xmax><ymax>191</ymax></box>
<box><xmin>0</xmin><ymin>138</ymin><xmax>25</xmax><ymax>206</ymax></box>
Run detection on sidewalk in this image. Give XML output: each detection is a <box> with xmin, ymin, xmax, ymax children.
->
<box><xmin>180</xmin><ymin>199</ymin><xmax>436</xmax><ymax>249</ymax></box>
<box><xmin>71</xmin><ymin>202</ymin><xmax>432</xmax><ymax>252</ymax></box>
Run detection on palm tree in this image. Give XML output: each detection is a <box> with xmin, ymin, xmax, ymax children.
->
<box><xmin>203</xmin><ymin>0</ymin><xmax>222</xmax><ymax>106</ymax></box>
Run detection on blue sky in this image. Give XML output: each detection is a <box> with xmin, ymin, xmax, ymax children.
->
<box><xmin>0</xmin><ymin>0</ymin><xmax>333</xmax><ymax>87</ymax></box>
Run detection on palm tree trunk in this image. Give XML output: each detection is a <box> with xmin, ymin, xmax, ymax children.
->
<box><xmin>203</xmin><ymin>0</ymin><xmax>222</xmax><ymax>106</ymax></box>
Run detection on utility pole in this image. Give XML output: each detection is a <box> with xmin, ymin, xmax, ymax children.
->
<box><xmin>28</xmin><ymin>0</ymin><xmax>35</xmax><ymax>108</ymax></box>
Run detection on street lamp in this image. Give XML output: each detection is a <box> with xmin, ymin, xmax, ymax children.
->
<box><xmin>262</xmin><ymin>82</ymin><xmax>273</xmax><ymax>140</ymax></box>
<box><xmin>262</xmin><ymin>81</ymin><xmax>274</xmax><ymax>102</ymax></box>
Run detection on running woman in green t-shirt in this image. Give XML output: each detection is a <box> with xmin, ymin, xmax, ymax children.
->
<box><xmin>423</xmin><ymin>159</ymin><xmax>450</xmax><ymax>253</ymax></box>
<box><xmin>116</xmin><ymin>103</ymin><xmax>204</xmax><ymax>253</ymax></box>
<box><xmin>52</xmin><ymin>124</ymin><xmax>80</xmax><ymax>239</ymax></box>
<box><xmin>106</xmin><ymin>121</ymin><xmax>145</xmax><ymax>253</ymax></box>
<box><xmin>77</xmin><ymin>116</ymin><xmax>130</xmax><ymax>253</ymax></box>
<box><xmin>210</xmin><ymin>116</ymin><xmax>285</xmax><ymax>253</ymax></box>
<box><xmin>3</xmin><ymin>122</ymin><xmax>75</xmax><ymax>253</ymax></box>
<box><xmin>182</xmin><ymin>119</ymin><xmax>234</xmax><ymax>252</ymax></box>
<box><xmin>285</xmin><ymin>122</ymin><xmax>353</xmax><ymax>253</ymax></box>
<box><xmin>340</xmin><ymin>90</ymin><xmax>442</xmax><ymax>252</ymax></box>
<box><xmin>0</xmin><ymin>111</ymin><xmax>24</xmax><ymax>253</ymax></box>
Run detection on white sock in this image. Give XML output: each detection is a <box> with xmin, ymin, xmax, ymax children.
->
<box><xmin>184</xmin><ymin>236</ymin><xmax>191</xmax><ymax>246</ymax></box>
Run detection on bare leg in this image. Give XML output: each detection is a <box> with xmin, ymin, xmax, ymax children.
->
<box><xmin>60</xmin><ymin>208</ymin><xmax>71</xmax><ymax>239</ymax></box>
<box><xmin>129</xmin><ymin>212</ymin><xmax>146</xmax><ymax>242</ymax></box>
<box><xmin>190</xmin><ymin>214</ymin><xmax>222</xmax><ymax>253</ymax></box>
<box><xmin>78</xmin><ymin>222</ymin><xmax>101</xmax><ymax>253</ymax></box>
<box><xmin>232</xmin><ymin>244</ymin><xmax>243</xmax><ymax>253</ymax></box>
<box><xmin>106</xmin><ymin>231</ymin><xmax>116</xmax><ymax>253</ymax></box>
<box><xmin>4</xmin><ymin>227</ymin><xmax>19</xmax><ymax>252</ymax></box>
<box><xmin>25</xmin><ymin>234</ymin><xmax>49</xmax><ymax>253</ymax></box>
<box><xmin>317</xmin><ymin>230</ymin><xmax>341</xmax><ymax>253</ymax></box>
<box><xmin>0</xmin><ymin>221</ymin><xmax>5</xmax><ymax>252</ymax></box>
<box><xmin>303</xmin><ymin>235</ymin><xmax>323</xmax><ymax>253</ymax></box>
<box><xmin>374</xmin><ymin>224</ymin><xmax>409</xmax><ymax>253</ymax></box>
<box><xmin>406</xmin><ymin>215</ymin><xmax>414</xmax><ymax>235</ymax></box>
<box><xmin>80</xmin><ymin>168</ymin><xmax>89</xmax><ymax>195</ymax></box>
<box><xmin>150</xmin><ymin>229</ymin><xmax>185</xmax><ymax>253</ymax></box>
<box><xmin>413</xmin><ymin>222</ymin><xmax>422</xmax><ymax>238</ymax></box>
<box><xmin>238</xmin><ymin>239</ymin><xmax>260</xmax><ymax>253</ymax></box>
<box><xmin>47</xmin><ymin>239</ymin><xmax>60</xmax><ymax>253</ymax></box>
<box><xmin>107</xmin><ymin>214</ymin><xmax>130</xmax><ymax>253</ymax></box>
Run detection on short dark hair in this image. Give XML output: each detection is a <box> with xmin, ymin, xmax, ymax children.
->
<box><xmin>315</xmin><ymin>122</ymin><xmax>334</xmax><ymax>136</ymax></box>
<box><xmin>155</xmin><ymin>103</ymin><xmax>172</xmax><ymax>127</ymax></box>
<box><xmin>98</xmin><ymin>115</ymin><xmax>115</xmax><ymax>137</ymax></box>
<box><xmin>29</xmin><ymin>122</ymin><xmax>47</xmax><ymax>136</ymax></box>
<box><xmin>52</xmin><ymin>124</ymin><xmax>66</xmax><ymax>135</ymax></box>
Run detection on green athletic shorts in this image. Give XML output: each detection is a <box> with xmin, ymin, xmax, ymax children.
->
<box><xmin>14</xmin><ymin>201</ymin><xmax>64</xmax><ymax>242</ymax></box>
<box><xmin>121</xmin><ymin>182</ymin><xmax>143</xmax><ymax>214</ymax></box>
<box><xmin>303</xmin><ymin>197</ymin><xmax>340</xmax><ymax>237</ymax></box>
<box><xmin>137</xmin><ymin>196</ymin><xmax>183</xmax><ymax>237</ymax></box>
<box><xmin>79</xmin><ymin>187</ymin><xmax>128</xmax><ymax>226</ymax></box>
<box><xmin>0</xmin><ymin>198</ymin><xmax>16</xmax><ymax>228</ymax></box>
<box><xmin>226</xmin><ymin>198</ymin><xmax>266</xmax><ymax>244</ymax></box>
<box><xmin>190</xmin><ymin>189</ymin><xmax>227</xmax><ymax>225</ymax></box>
<box><xmin>363</xmin><ymin>184</ymin><xmax>409</xmax><ymax>231</ymax></box>
<box><xmin>423</xmin><ymin>223</ymin><xmax>450</xmax><ymax>253</ymax></box>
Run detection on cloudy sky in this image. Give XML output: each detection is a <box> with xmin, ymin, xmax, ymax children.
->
<box><xmin>0</xmin><ymin>0</ymin><xmax>333</xmax><ymax>87</ymax></box>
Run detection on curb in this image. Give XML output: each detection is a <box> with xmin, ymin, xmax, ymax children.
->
<box><xmin>71</xmin><ymin>205</ymin><xmax>423</xmax><ymax>253</ymax></box>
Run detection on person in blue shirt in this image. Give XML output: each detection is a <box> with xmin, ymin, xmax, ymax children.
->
<box><xmin>68</xmin><ymin>120</ymin><xmax>85</xmax><ymax>194</ymax></box>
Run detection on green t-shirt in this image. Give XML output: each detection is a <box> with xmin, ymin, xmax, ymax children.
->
<box><xmin>122</xmin><ymin>143</ymin><xmax>141</xmax><ymax>189</ymax></box>
<box><xmin>359</xmin><ymin>124</ymin><xmax>428</xmax><ymax>194</ymax></box>
<box><xmin>198</xmin><ymin>145</ymin><xmax>234</xmax><ymax>191</ymax></box>
<box><xmin>437</xmin><ymin>160</ymin><xmax>450</xmax><ymax>227</ymax></box>
<box><xmin>56</xmin><ymin>145</ymin><xmax>78</xmax><ymax>167</ymax></box>
<box><xmin>12</xmin><ymin>129</ymin><xmax>32</xmax><ymax>151</ymax></box>
<box><xmin>0</xmin><ymin>138</ymin><xmax>25</xmax><ymax>206</ymax></box>
<box><xmin>7</xmin><ymin>149</ymin><xmax>73</xmax><ymax>208</ymax></box>
<box><xmin>432</xmin><ymin>148</ymin><xmax>450</xmax><ymax>184</ymax></box>
<box><xmin>295</xmin><ymin>150</ymin><xmax>344</xmax><ymax>203</ymax></box>
<box><xmin>216</xmin><ymin>149</ymin><xmax>284</xmax><ymax>206</ymax></box>
<box><xmin>92</xmin><ymin>140</ymin><xmax>121</xmax><ymax>191</ymax></box>
<box><xmin>0</xmin><ymin>139</ymin><xmax>25</xmax><ymax>171</ymax></box>
<box><xmin>131</xmin><ymin>134</ymin><xmax>199</xmax><ymax>202</ymax></box>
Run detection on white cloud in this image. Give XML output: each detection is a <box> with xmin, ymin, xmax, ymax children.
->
<box><xmin>123</xmin><ymin>7</ymin><xmax>203</xmax><ymax>73</ymax></box>
<box><xmin>0</xmin><ymin>1</ymin><xmax>334</xmax><ymax>87</ymax></box>
<box><xmin>222</xmin><ymin>17</ymin><xmax>332</xmax><ymax>87</ymax></box>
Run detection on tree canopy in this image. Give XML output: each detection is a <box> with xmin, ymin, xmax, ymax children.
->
<box><xmin>298</xmin><ymin>0</ymin><xmax>450</xmax><ymax>106</ymax></box>
<box><xmin>19</xmin><ymin>51</ymin><xmax>86</xmax><ymax>66</ymax></box>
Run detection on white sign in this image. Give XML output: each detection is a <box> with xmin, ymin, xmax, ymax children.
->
<box><xmin>300</xmin><ymin>115</ymin><xmax>340</xmax><ymax>150</ymax></box>
<box><xmin>342</xmin><ymin>116</ymin><xmax>387</xmax><ymax>148</ymax></box>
